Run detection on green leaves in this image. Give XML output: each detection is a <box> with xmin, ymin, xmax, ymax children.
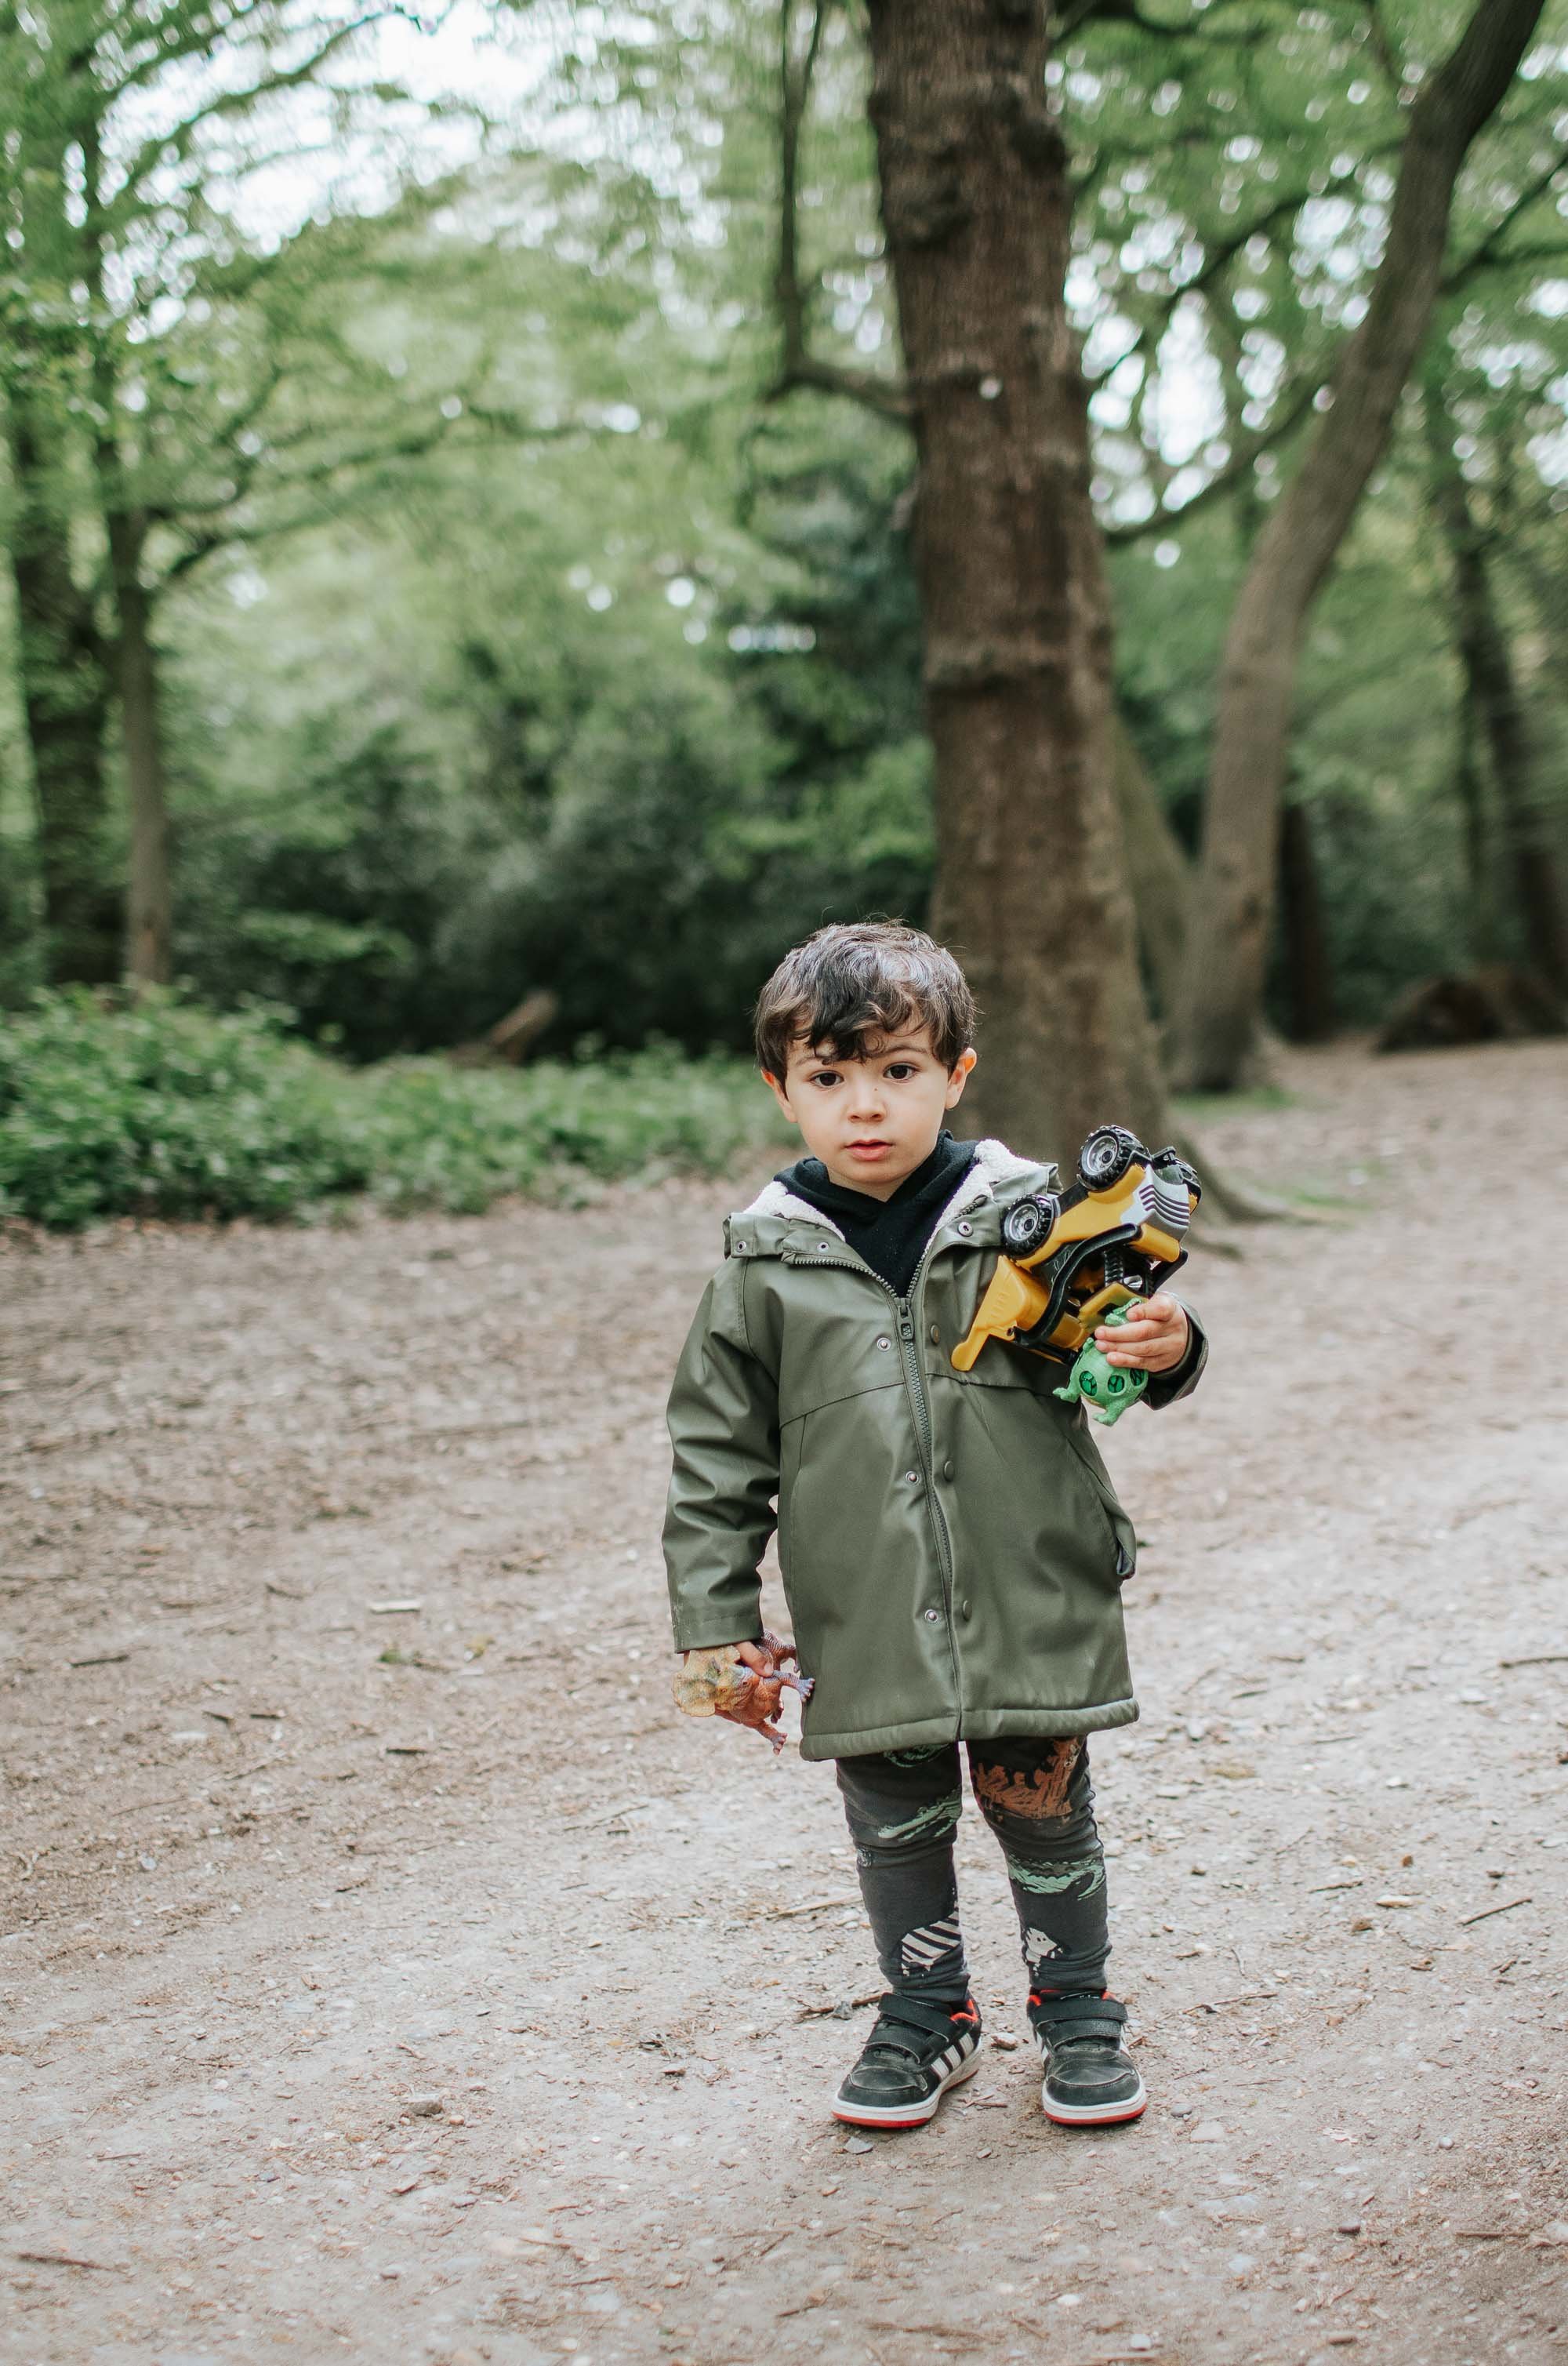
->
<box><xmin>0</xmin><ymin>990</ymin><xmax>361</xmax><ymax>1227</ymax></box>
<box><xmin>0</xmin><ymin>990</ymin><xmax>789</xmax><ymax>1228</ymax></box>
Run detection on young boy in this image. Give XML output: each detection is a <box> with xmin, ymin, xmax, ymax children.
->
<box><xmin>662</xmin><ymin>922</ymin><xmax>1205</xmax><ymax>2131</ymax></box>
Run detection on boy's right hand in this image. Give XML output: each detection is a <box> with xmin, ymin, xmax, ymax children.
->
<box><xmin>672</xmin><ymin>1635</ymin><xmax>810</xmax><ymax>1751</ymax></box>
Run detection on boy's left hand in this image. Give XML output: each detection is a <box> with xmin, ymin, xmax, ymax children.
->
<box><xmin>1096</xmin><ymin>1294</ymin><xmax>1189</xmax><ymax>1373</ymax></box>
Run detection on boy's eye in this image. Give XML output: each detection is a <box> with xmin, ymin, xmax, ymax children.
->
<box><xmin>808</xmin><ymin>1070</ymin><xmax>840</xmax><ymax>1089</ymax></box>
<box><xmin>885</xmin><ymin>1063</ymin><xmax>916</xmax><ymax>1081</ymax></box>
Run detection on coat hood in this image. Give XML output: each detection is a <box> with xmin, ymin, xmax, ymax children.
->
<box><xmin>725</xmin><ymin>1137</ymin><xmax>1058</xmax><ymax>1261</ymax></box>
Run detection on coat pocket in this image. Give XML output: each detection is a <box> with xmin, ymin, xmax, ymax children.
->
<box><xmin>1060</xmin><ymin>1423</ymin><xmax>1138</xmax><ymax>1582</ymax></box>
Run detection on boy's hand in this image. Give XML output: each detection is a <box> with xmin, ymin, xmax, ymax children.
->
<box><xmin>1096</xmin><ymin>1293</ymin><xmax>1189</xmax><ymax>1373</ymax></box>
<box><xmin>672</xmin><ymin>1635</ymin><xmax>811</xmax><ymax>1751</ymax></box>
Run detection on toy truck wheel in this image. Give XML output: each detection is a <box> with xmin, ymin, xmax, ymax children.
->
<box><xmin>1001</xmin><ymin>1194</ymin><xmax>1058</xmax><ymax>1256</ymax></box>
<box><xmin>1077</xmin><ymin>1124</ymin><xmax>1142</xmax><ymax>1192</ymax></box>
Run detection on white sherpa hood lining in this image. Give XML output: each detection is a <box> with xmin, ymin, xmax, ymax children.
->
<box><xmin>735</xmin><ymin>1137</ymin><xmax>1045</xmax><ymax>1242</ymax></box>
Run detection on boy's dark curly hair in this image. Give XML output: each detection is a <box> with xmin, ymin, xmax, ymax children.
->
<box><xmin>753</xmin><ymin>921</ymin><xmax>978</xmax><ymax>1079</ymax></box>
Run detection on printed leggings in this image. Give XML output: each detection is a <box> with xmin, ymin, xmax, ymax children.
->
<box><xmin>835</xmin><ymin>1735</ymin><xmax>1109</xmax><ymax>2004</ymax></box>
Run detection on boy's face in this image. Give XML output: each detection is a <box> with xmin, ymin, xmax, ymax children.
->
<box><xmin>764</xmin><ymin>1025</ymin><xmax>977</xmax><ymax>1201</ymax></box>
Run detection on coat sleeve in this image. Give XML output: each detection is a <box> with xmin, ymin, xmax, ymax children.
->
<box><xmin>662</xmin><ymin>1258</ymin><xmax>779</xmax><ymax>1652</ymax></box>
<box><xmin>1142</xmin><ymin>1302</ymin><xmax>1208</xmax><ymax>1410</ymax></box>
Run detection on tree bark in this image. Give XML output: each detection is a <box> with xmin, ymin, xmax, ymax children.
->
<box><xmin>109</xmin><ymin>524</ymin><xmax>173</xmax><ymax>987</ymax></box>
<box><xmin>1110</xmin><ymin>715</ymin><xmax>1191</xmax><ymax>1031</ymax></box>
<box><xmin>1450</xmin><ymin>680</ymin><xmax>1494</xmax><ymax>959</ymax></box>
<box><xmin>81</xmin><ymin>118</ymin><xmax>173</xmax><ymax>987</ymax></box>
<box><xmin>1425</xmin><ymin>385</ymin><xmax>1568</xmax><ymax>994</ymax></box>
<box><xmin>1277</xmin><ymin>800</ymin><xmax>1336</xmax><ymax>1042</ymax></box>
<box><xmin>2</xmin><ymin>71</ymin><xmax>118</xmax><ymax>983</ymax></box>
<box><xmin>1174</xmin><ymin>0</ymin><xmax>1547</xmax><ymax>1090</ymax></box>
<box><xmin>862</xmin><ymin>0</ymin><xmax>1169</xmax><ymax>1161</ymax></box>
<box><xmin>5</xmin><ymin>397</ymin><xmax>118</xmax><ymax>983</ymax></box>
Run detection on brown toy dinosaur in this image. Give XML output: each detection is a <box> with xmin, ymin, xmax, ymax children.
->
<box><xmin>672</xmin><ymin>1633</ymin><xmax>813</xmax><ymax>1752</ymax></box>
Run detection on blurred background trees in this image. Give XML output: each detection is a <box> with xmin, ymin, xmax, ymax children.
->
<box><xmin>2</xmin><ymin>0</ymin><xmax>1566</xmax><ymax>1128</ymax></box>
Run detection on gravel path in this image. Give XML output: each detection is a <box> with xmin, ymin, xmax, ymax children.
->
<box><xmin>3</xmin><ymin>1041</ymin><xmax>1566</xmax><ymax>2366</ymax></box>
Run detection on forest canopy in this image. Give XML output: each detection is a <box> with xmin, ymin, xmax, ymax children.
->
<box><xmin>2</xmin><ymin>0</ymin><xmax>1565</xmax><ymax>1085</ymax></box>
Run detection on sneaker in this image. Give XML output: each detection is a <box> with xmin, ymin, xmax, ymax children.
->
<box><xmin>830</xmin><ymin>1993</ymin><xmax>983</xmax><ymax>2129</ymax></box>
<box><xmin>1028</xmin><ymin>1990</ymin><xmax>1145</xmax><ymax>2126</ymax></box>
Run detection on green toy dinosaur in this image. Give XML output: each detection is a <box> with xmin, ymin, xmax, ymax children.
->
<box><xmin>1052</xmin><ymin>1299</ymin><xmax>1148</xmax><ymax>1428</ymax></box>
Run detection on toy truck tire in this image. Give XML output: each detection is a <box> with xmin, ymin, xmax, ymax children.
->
<box><xmin>1001</xmin><ymin>1194</ymin><xmax>1058</xmax><ymax>1256</ymax></box>
<box><xmin>1077</xmin><ymin>1124</ymin><xmax>1142</xmax><ymax>1191</ymax></box>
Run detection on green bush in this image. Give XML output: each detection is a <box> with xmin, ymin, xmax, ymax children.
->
<box><xmin>352</xmin><ymin>1043</ymin><xmax>789</xmax><ymax>1216</ymax></box>
<box><xmin>0</xmin><ymin>991</ymin><xmax>789</xmax><ymax>1230</ymax></box>
<box><xmin>0</xmin><ymin>992</ymin><xmax>366</xmax><ymax>1228</ymax></box>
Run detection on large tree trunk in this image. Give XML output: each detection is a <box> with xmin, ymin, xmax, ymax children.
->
<box><xmin>110</xmin><ymin>527</ymin><xmax>172</xmax><ymax>987</ymax></box>
<box><xmin>6</xmin><ymin>399</ymin><xmax>118</xmax><ymax>983</ymax></box>
<box><xmin>81</xmin><ymin>119</ymin><xmax>172</xmax><ymax>987</ymax></box>
<box><xmin>1174</xmin><ymin>0</ymin><xmax>1547</xmax><ymax>1090</ymax></box>
<box><xmin>1277</xmin><ymin>800</ymin><xmax>1336</xmax><ymax>1042</ymax></box>
<box><xmin>1425</xmin><ymin>385</ymin><xmax>1568</xmax><ymax>994</ymax></box>
<box><xmin>2</xmin><ymin>83</ymin><xmax>118</xmax><ymax>984</ymax></box>
<box><xmin>1111</xmin><ymin>715</ymin><xmax>1190</xmax><ymax>1030</ymax></box>
<box><xmin>862</xmin><ymin>0</ymin><xmax>1168</xmax><ymax>1161</ymax></box>
<box><xmin>1450</xmin><ymin>681</ymin><xmax>1496</xmax><ymax>959</ymax></box>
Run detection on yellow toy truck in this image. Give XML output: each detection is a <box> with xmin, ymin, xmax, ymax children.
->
<box><xmin>951</xmin><ymin>1124</ymin><xmax>1201</xmax><ymax>1423</ymax></box>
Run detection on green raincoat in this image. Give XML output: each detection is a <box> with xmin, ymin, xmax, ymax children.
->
<box><xmin>662</xmin><ymin>1139</ymin><xmax>1206</xmax><ymax>1761</ymax></box>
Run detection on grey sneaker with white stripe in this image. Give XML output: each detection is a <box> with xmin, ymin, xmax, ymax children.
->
<box><xmin>830</xmin><ymin>1993</ymin><xmax>983</xmax><ymax>2128</ymax></box>
<box><xmin>1029</xmin><ymin>1990</ymin><xmax>1145</xmax><ymax>2125</ymax></box>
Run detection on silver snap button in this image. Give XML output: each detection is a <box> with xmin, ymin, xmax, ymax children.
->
<box><xmin>876</xmin><ymin>1336</ymin><xmax>891</xmax><ymax>1350</ymax></box>
<box><xmin>924</xmin><ymin>1608</ymin><xmax>942</xmax><ymax>1623</ymax></box>
<box><xmin>734</xmin><ymin>1240</ymin><xmax>747</xmax><ymax>1252</ymax></box>
<box><xmin>928</xmin><ymin>1324</ymin><xmax>940</xmax><ymax>1344</ymax></box>
<box><xmin>957</xmin><ymin>1220</ymin><xmax>973</xmax><ymax>1236</ymax></box>
<box><xmin>904</xmin><ymin>1470</ymin><xmax>919</xmax><ymax>1483</ymax></box>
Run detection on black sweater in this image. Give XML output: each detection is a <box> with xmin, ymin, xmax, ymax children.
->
<box><xmin>775</xmin><ymin>1132</ymin><xmax>978</xmax><ymax>1299</ymax></box>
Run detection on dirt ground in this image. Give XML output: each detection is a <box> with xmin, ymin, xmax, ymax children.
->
<box><xmin>3</xmin><ymin>1041</ymin><xmax>1567</xmax><ymax>2366</ymax></box>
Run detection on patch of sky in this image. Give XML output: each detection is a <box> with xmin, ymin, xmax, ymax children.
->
<box><xmin>1142</xmin><ymin>303</ymin><xmax>1226</xmax><ymax>467</ymax></box>
<box><xmin>729</xmin><ymin>623</ymin><xmax>816</xmax><ymax>654</ymax></box>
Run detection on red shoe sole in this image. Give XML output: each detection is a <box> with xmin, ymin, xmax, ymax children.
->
<box><xmin>830</xmin><ymin>2047</ymin><xmax>981</xmax><ymax>2128</ymax></box>
<box><xmin>1041</xmin><ymin>2095</ymin><xmax>1147</xmax><ymax>2128</ymax></box>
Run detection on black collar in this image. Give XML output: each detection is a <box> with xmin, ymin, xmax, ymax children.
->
<box><xmin>774</xmin><ymin>1132</ymin><xmax>978</xmax><ymax>1296</ymax></box>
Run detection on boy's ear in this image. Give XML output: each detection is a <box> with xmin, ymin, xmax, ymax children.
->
<box><xmin>944</xmin><ymin>1047</ymin><xmax>978</xmax><ymax>1109</ymax></box>
<box><xmin>761</xmin><ymin>1068</ymin><xmax>798</xmax><ymax>1125</ymax></box>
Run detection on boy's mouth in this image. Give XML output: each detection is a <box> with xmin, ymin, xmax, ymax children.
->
<box><xmin>846</xmin><ymin>1138</ymin><xmax>891</xmax><ymax>1157</ymax></box>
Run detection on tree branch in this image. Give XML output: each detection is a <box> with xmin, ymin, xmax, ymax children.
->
<box><xmin>1085</xmin><ymin>151</ymin><xmax>1399</xmax><ymax>391</ymax></box>
<box><xmin>156</xmin><ymin>407</ymin><xmax>614</xmax><ymax>587</ymax></box>
<box><xmin>1102</xmin><ymin>366</ymin><xmax>1325</xmax><ymax>545</ymax></box>
<box><xmin>105</xmin><ymin>17</ymin><xmax>395</xmax><ymax>209</ymax></box>
<box><xmin>1052</xmin><ymin>0</ymin><xmax>1268</xmax><ymax>45</ymax></box>
<box><xmin>764</xmin><ymin>0</ymin><xmax>911</xmax><ymax>422</ymax></box>
<box><xmin>103</xmin><ymin>0</ymin><xmax>437</xmax><ymax>98</ymax></box>
<box><xmin>1359</xmin><ymin>1</ymin><xmax>1406</xmax><ymax>97</ymax></box>
<box><xmin>1457</xmin><ymin>236</ymin><xmax>1568</xmax><ymax>276</ymax></box>
<box><xmin>1443</xmin><ymin>145</ymin><xmax>1568</xmax><ymax>293</ymax></box>
<box><xmin>104</xmin><ymin>0</ymin><xmax>283</xmax><ymax>95</ymax></box>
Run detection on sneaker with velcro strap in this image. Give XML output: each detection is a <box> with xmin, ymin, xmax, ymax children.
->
<box><xmin>1028</xmin><ymin>1989</ymin><xmax>1145</xmax><ymax>2126</ymax></box>
<box><xmin>829</xmin><ymin>1992</ymin><xmax>983</xmax><ymax>2128</ymax></box>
